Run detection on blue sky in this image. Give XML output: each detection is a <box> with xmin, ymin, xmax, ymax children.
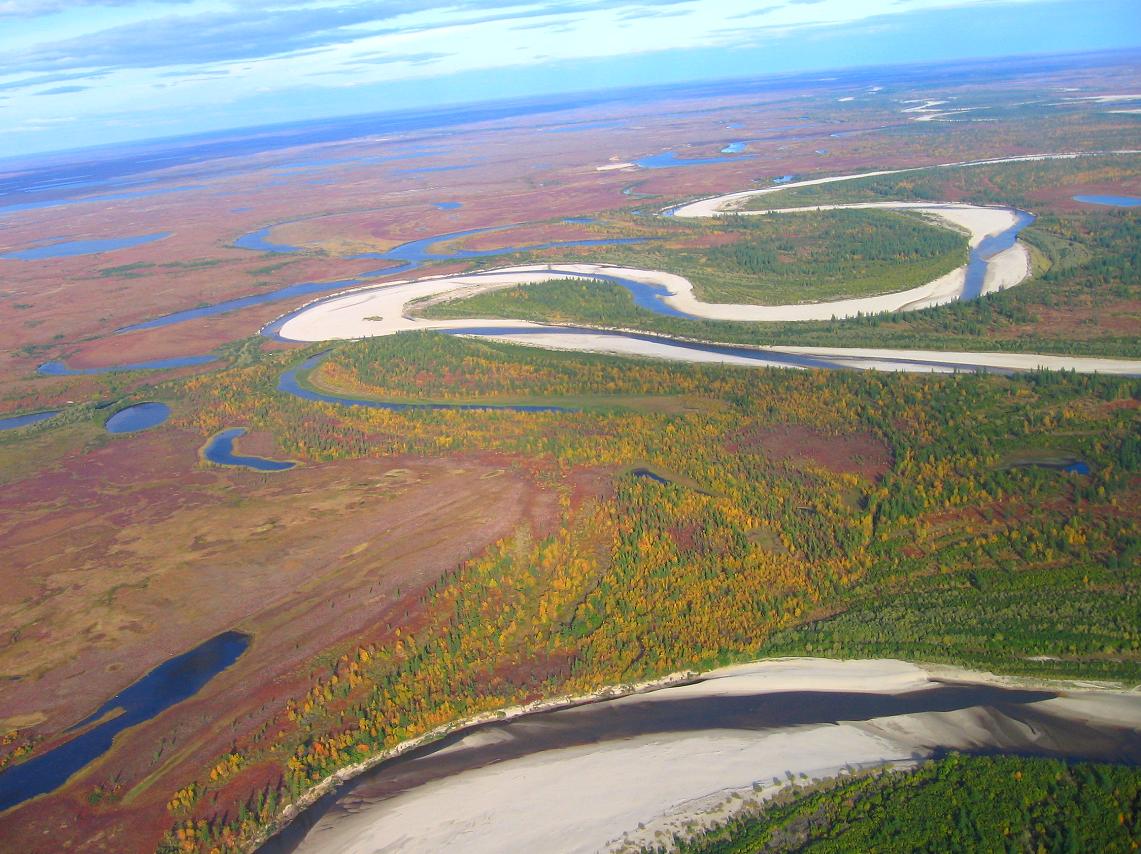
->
<box><xmin>0</xmin><ymin>0</ymin><xmax>1137</xmax><ymax>158</ymax></box>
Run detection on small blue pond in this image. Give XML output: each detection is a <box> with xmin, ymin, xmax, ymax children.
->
<box><xmin>0</xmin><ymin>631</ymin><xmax>249</xmax><ymax>812</ymax></box>
<box><xmin>721</xmin><ymin>142</ymin><xmax>747</xmax><ymax>154</ymax></box>
<box><xmin>0</xmin><ymin>410</ymin><xmax>60</xmax><ymax>431</ymax></box>
<box><xmin>105</xmin><ymin>402</ymin><xmax>170</xmax><ymax>434</ymax></box>
<box><xmin>1</xmin><ymin>232</ymin><xmax>170</xmax><ymax>260</ymax></box>
<box><xmin>203</xmin><ymin>428</ymin><xmax>296</xmax><ymax>471</ymax></box>
<box><xmin>1072</xmin><ymin>194</ymin><xmax>1141</xmax><ymax>208</ymax></box>
<box><xmin>434</xmin><ymin>202</ymin><xmax>463</xmax><ymax>210</ymax></box>
<box><xmin>1015</xmin><ymin>459</ymin><xmax>1091</xmax><ymax>475</ymax></box>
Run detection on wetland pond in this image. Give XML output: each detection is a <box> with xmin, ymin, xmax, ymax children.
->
<box><xmin>203</xmin><ymin>428</ymin><xmax>296</xmax><ymax>471</ymax></box>
<box><xmin>0</xmin><ymin>632</ymin><xmax>249</xmax><ymax>812</ymax></box>
<box><xmin>0</xmin><ymin>410</ymin><xmax>60</xmax><ymax>431</ymax></box>
<box><xmin>105</xmin><ymin>402</ymin><xmax>170</xmax><ymax>434</ymax></box>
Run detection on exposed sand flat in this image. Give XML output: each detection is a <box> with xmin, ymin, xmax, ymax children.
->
<box><xmin>982</xmin><ymin>242</ymin><xmax>1031</xmax><ymax>295</ymax></box>
<box><xmin>276</xmin><ymin>264</ymin><xmax>1141</xmax><ymax>376</ymax></box>
<box><xmin>287</xmin><ymin>658</ymin><xmax>1141</xmax><ymax>854</ymax></box>
<box><xmin>770</xmin><ymin>345</ymin><xmax>1141</xmax><ymax>375</ymax></box>
<box><xmin>274</xmin><ymin>152</ymin><xmax>1141</xmax><ymax>376</ymax></box>
<box><xmin>470</xmin><ymin>330</ymin><xmax>803</xmax><ymax>369</ymax></box>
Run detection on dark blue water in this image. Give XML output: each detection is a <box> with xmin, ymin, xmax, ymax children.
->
<box><xmin>38</xmin><ymin>355</ymin><xmax>217</xmax><ymax>376</ymax></box>
<box><xmin>2</xmin><ymin>232</ymin><xmax>170</xmax><ymax>260</ymax></box>
<box><xmin>1072</xmin><ymin>194</ymin><xmax>1141</xmax><ymax>208</ymax></box>
<box><xmin>0</xmin><ymin>410</ymin><xmax>61</xmax><ymax>431</ymax></box>
<box><xmin>1014</xmin><ymin>459</ymin><xmax>1091</xmax><ymax>475</ymax></box>
<box><xmin>632</xmin><ymin>467</ymin><xmax>671</xmax><ymax>484</ymax></box>
<box><xmin>105</xmin><ymin>402</ymin><xmax>171</xmax><ymax>434</ymax></box>
<box><xmin>203</xmin><ymin>428</ymin><xmax>296</xmax><ymax>471</ymax></box>
<box><xmin>0</xmin><ymin>632</ymin><xmax>249</xmax><ymax>813</ymax></box>
<box><xmin>636</xmin><ymin>151</ymin><xmax>755</xmax><ymax>169</ymax></box>
<box><xmin>277</xmin><ymin>354</ymin><xmax>572</xmax><ymax>413</ymax></box>
<box><xmin>260</xmin><ymin>678</ymin><xmax>1140</xmax><ymax>854</ymax></box>
<box><xmin>961</xmin><ymin>210</ymin><xmax>1036</xmax><ymax>299</ymax></box>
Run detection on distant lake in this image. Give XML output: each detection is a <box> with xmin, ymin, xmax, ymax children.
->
<box><xmin>1072</xmin><ymin>194</ymin><xmax>1141</xmax><ymax>208</ymax></box>
<box><xmin>1</xmin><ymin>232</ymin><xmax>170</xmax><ymax>260</ymax></box>
<box><xmin>105</xmin><ymin>402</ymin><xmax>170</xmax><ymax>434</ymax></box>
<box><xmin>636</xmin><ymin>151</ymin><xmax>755</xmax><ymax>169</ymax></box>
<box><xmin>721</xmin><ymin>142</ymin><xmax>747</xmax><ymax>154</ymax></box>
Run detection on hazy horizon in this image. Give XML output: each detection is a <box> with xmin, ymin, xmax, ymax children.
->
<box><xmin>2</xmin><ymin>0</ymin><xmax>1138</xmax><ymax>160</ymax></box>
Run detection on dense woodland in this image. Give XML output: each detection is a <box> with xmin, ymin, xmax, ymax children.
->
<box><xmin>649</xmin><ymin>754</ymin><xmax>1141</xmax><ymax>853</ymax></box>
<box><xmin>124</xmin><ymin>328</ymin><xmax>1141</xmax><ymax>852</ymax></box>
<box><xmin>457</xmin><ymin>208</ymin><xmax>967</xmax><ymax>305</ymax></box>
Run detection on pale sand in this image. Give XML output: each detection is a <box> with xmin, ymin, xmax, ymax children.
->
<box><xmin>277</xmin><ymin>265</ymin><xmax>1141</xmax><ymax>376</ymax></box>
<box><xmin>670</xmin><ymin>151</ymin><xmax>1141</xmax><ymax>220</ymax></box>
<box><xmin>982</xmin><ymin>242</ymin><xmax>1032</xmax><ymax>295</ymax></box>
<box><xmin>468</xmin><ymin>331</ymin><xmax>801</xmax><ymax>369</ymax></box>
<box><xmin>769</xmin><ymin>346</ymin><xmax>1141</xmax><ymax>375</ymax></box>
<box><xmin>274</xmin><ymin>151</ymin><xmax>1141</xmax><ymax>375</ymax></box>
<box><xmin>288</xmin><ymin>658</ymin><xmax>1141</xmax><ymax>854</ymax></box>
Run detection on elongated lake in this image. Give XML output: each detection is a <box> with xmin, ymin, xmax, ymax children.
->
<box><xmin>0</xmin><ymin>632</ymin><xmax>249</xmax><ymax>813</ymax></box>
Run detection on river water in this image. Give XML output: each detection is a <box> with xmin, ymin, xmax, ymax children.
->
<box><xmin>259</xmin><ymin>676</ymin><xmax>1141</xmax><ymax>853</ymax></box>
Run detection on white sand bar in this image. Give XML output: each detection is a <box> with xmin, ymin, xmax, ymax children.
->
<box><xmin>275</xmin><ymin>264</ymin><xmax>1141</xmax><ymax>376</ymax></box>
<box><xmin>274</xmin><ymin>151</ymin><xmax>1141</xmax><ymax>376</ymax></box>
<box><xmin>289</xmin><ymin>658</ymin><xmax>1141</xmax><ymax>854</ymax></box>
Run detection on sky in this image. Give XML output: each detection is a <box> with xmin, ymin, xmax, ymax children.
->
<box><xmin>0</xmin><ymin>0</ymin><xmax>1137</xmax><ymax>159</ymax></box>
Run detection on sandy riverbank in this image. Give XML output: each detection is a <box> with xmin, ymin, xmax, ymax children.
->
<box><xmin>282</xmin><ymin>658</ymin><xmax>1141</xmax><ymax>854</ymax></box>
<box><xmin>274</xmin><ymin>263</ymin><xmax>1141</xmax><ymax>376</ymax></box>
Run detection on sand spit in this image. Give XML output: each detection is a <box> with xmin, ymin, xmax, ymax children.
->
<box><xmin>274</xmin><ymin>263</ymin><xmax>1141</xmax><ymax>375</ymax></box>
<box><xmin>273</xmin><ymin>151</ymin><xmax>1141</xmax><ymax>376</ymax></box>
<box><xmin>282</xmin><ymin>658</ymin><xmax>1141</xmax><ymax>854</ymax></box>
